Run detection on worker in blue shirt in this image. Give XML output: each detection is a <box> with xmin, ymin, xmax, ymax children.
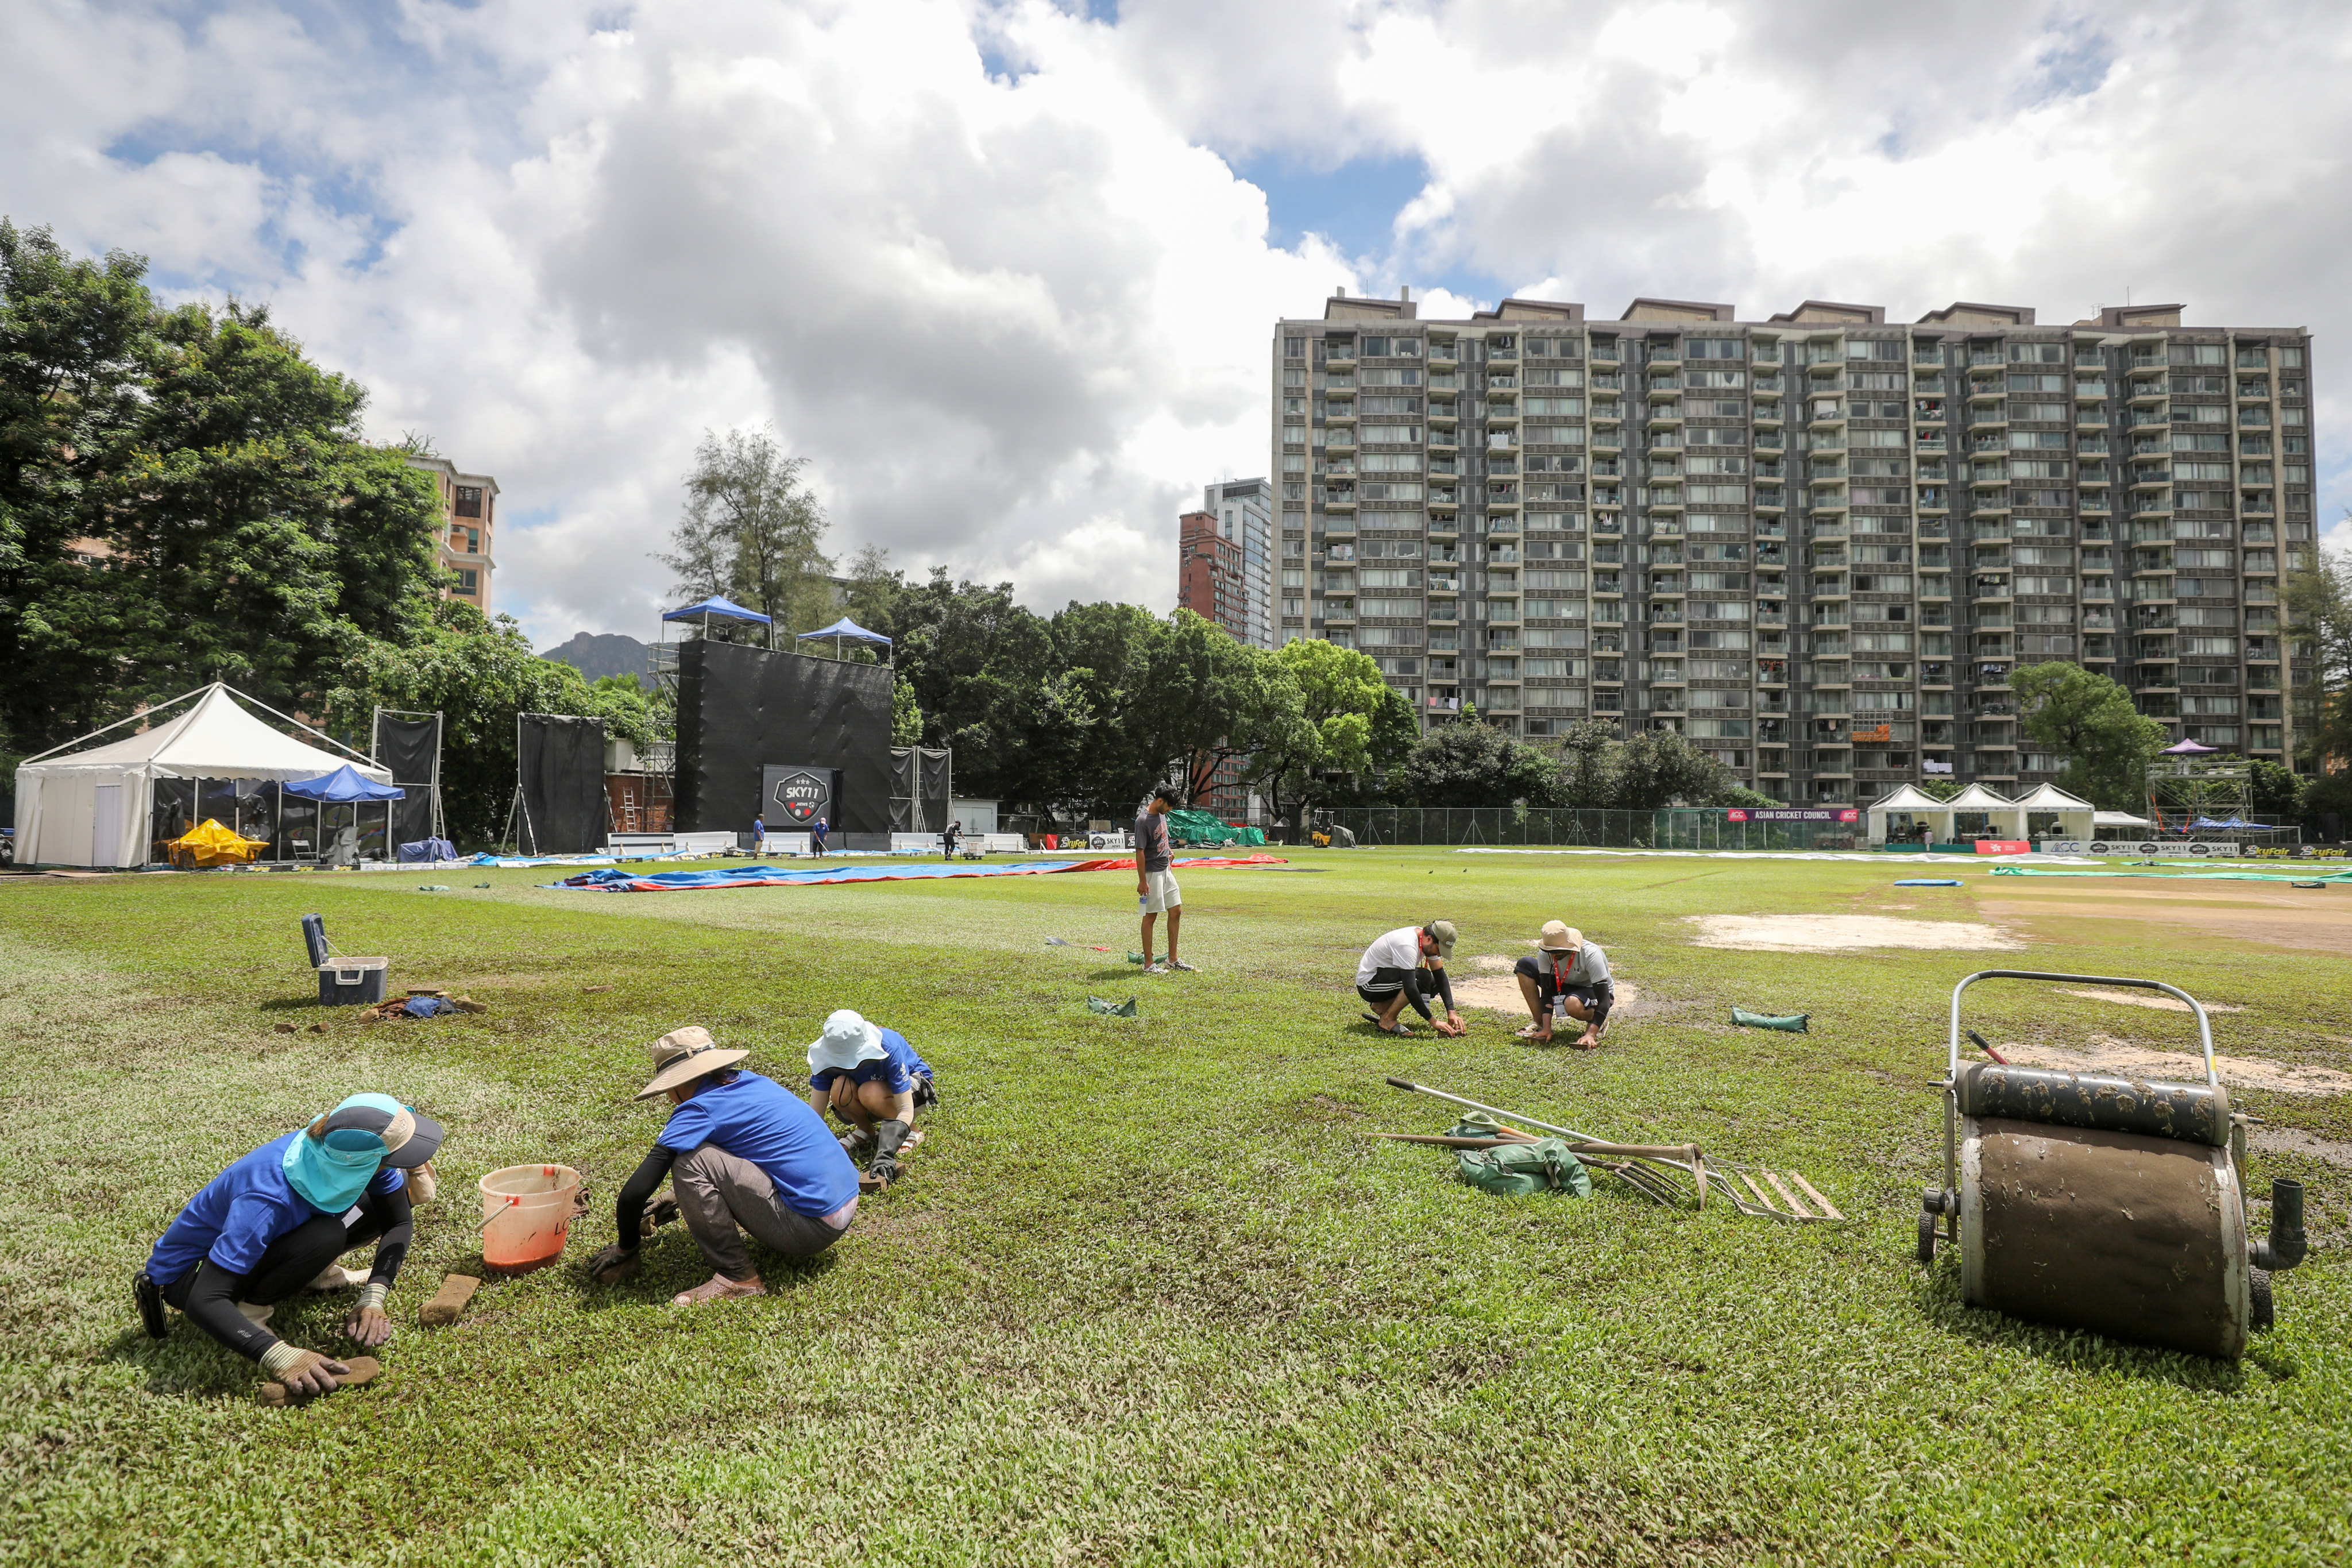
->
<box><xmin>136</xmin><ymin>1094</ymin><xmax>446</xmax><ymax>1401</ymax></box>
<box><xmin>804</xmin><ymin>1009</ymin><xmax>937</xmax><ymax>1188</ymax></box>
<box><xmin>585</xmin><ymin>1027</ymin><xmax>859</xmax><ymax>1307</ymax></box>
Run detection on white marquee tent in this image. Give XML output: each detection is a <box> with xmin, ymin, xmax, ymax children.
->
<box><xmin>13</xmin><ymin>684</ymin><xmax>389</xmax><ymax>867</ymax></box>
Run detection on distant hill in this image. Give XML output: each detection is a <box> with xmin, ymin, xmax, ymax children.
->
<box><xmin>542</xmin><ymin>631</ymin><xmax>654</xmax><ymax>682</ymax></box>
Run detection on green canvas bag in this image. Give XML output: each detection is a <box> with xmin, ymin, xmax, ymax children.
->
<box><xmin>1455</xmin><ymin>1137</ymin><xmax>1593</xmax><ymax>1199</ymax></box>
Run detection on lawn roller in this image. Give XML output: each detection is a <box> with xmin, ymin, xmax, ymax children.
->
<box><xmin>1917</xmin><ymin>970</ymin><xmax>2307</xmax><ymax>1360</ymax></box>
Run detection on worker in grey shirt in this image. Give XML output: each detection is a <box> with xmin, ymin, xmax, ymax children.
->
<box><xmin>1513</xmin><ymin>920</ymin><xmax>1615</xmax><ymax>1046</ymax></box>
<box><xmin>1134</xmin><ymin>785</ymin><xmax>1192</xmax><ymax>972</ymax></box>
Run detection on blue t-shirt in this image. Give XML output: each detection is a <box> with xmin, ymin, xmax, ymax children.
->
<box><xmin>808</xmin><ymin>1028</ymin><xmax>931</xmax><ymax>1095</ymax></box>
<box><xmin>146</xmin><ymin>1132</ymin><xmax>405</xmax><ymax>1285</ymax></box>
<box><xmin>657</xmin><ymin>1071</ymin><xmax>858</xmax><ymax>1219</ymax></box>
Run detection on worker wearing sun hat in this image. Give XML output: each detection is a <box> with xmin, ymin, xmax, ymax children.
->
<box><xmin>804</xmin><ymin>1009</ymin><xmax>937</xmax><ymax>1188</ymax></box>
<box><xmin>1513</xmin><ymin>920</ymin><xmax>1616</xmax><ymax>1046</ymax></box>
<box><xmin>585</xmin><ymin>1025</ymin><xmax>859</xmax><ymax>1307</ymax></box>
<box><xmin>135</xmin><ymin>1093</ymin><xmax>446</xmax><ymax>1401</ymax></box>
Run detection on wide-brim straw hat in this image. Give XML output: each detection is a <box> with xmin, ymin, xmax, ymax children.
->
<box><xmin>636</xmin><ymin>1026</ymin><xmax>750</xmax><ymax>1100</ymax></box>
<box><xmin>1538</xmin><ymin>920</ymin><xmax>1583</xmax><ymax>952</ymax></box>
<box><xmin>806</xmin><ymin>1009</ymin><xmax>888</xmax><ymax>1076</ymax></box>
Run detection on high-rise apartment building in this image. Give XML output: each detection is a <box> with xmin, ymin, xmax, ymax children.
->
<box><xmin>1194</xmin><ymin>478</ymin><xmax>1275</xmax><ymax>648</ymax></box>
<box><xmin>405</xmin><ymin>455</ymin><xmax>500</xmax><ymax>613</ymax></box>
<box><xmin>1273</xmin><ymin>291</ymin><xmax>2315</xmax><ymax>801</ymax></box>
<box><xmin>1179</xmin><ymin>508</ymin><xmax>1249</xmax><ymax>640</ymax></box>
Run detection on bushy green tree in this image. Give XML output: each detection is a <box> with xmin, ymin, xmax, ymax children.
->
<box><xmin>1239</xmin><ymin>639</ymin><xmax>1408</xmax><ymax>828</ymax></box>
<box><xmin>1393</xmin><ymin>717</ymin><xmax>1565</xmax><ymax>806</ymax></box>
<box><xmin>0</xmin><ymin>222</ymin><xmax>443</xmax><ymax>774</ymax></box>
<box><xmin>2011</xmin><ymin>661</ymin><xmax>2168</xmax><ymax>810</ymax></box>
<box><xmin>2284</xmin><ymin>543</ymin><xmax>2352</xmax><ymax>771</ymax></box>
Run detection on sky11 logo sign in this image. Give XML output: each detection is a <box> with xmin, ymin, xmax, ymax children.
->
<box><xmin>772</xmin><ymin>771</ymin><xmax>828</xmax><ymax>824</ymax></box>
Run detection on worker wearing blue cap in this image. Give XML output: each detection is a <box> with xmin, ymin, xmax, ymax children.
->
<box><xmin>135</xmin><ymin>1094</ymin><xmax>446</xmax><ymax>1401</ymax></box>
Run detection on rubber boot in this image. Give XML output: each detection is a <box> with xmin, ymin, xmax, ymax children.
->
<box><xmin>869</xmin><ymin>1118</ymin><xmax>912</xmax><ymax>1187</ymax></box>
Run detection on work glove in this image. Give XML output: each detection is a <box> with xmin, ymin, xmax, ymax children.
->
<box><xmin>647</xmin><ymin>1193</ymin><xmax>680</xmax><ymax>1230</ymax></box>
<box><xmin>258</xmin><ymin>1343</ymin><xmax>350</xmax><ymax>1401</ymax></box>
<box><xmin>585</xmin><ymin>1243</ymin><xmax>642</xmax><ymax>1285</ymax></box>
<box><xmin>343</xmin><ymin>1281</ymin><xmax>393</xmax><ymax>1347</ymax></box>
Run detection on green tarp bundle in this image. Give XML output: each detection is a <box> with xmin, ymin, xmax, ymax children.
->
<box><xmin>1446</xmin><ymin>1118</ymin><xmax>1592</xmax><ymax>1198</ymax></box>
<box><xmin>1732</xmin><ymin>1007</ymin><xmax>1810</xmax><ymax>1032</ymax></box>
<box><xmin>1086</xmin><ymin>995</ymin><xmax>1138</xmax><ymax>1017</ymax></box>
<box><xmin>1165</xmin><ymin>808</ymin><xmax>1265</xmax><ymax>847</ymax></box>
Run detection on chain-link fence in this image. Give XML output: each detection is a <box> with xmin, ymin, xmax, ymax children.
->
<box><xmin>1320</xmin><ymin>807</ymin><xmax>1860</xmax><ymax>851</ymax></box>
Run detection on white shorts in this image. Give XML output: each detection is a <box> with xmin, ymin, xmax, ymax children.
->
<box><xmin>1139</xmin><ymin>869</ymin><xmax>1181</xmax><ymax>914</ymax></box>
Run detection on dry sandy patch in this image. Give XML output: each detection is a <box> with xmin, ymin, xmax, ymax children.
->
<box><xmin>1991</xmin><ymin>1036</ymin><xmax>2352</xmax><ymax>1096</ymax></box>
<box><xmin>2061</xmin><ymin>986</ymin><xmax>2245</xmax><ymax>1014</ymax></box>
<box><xmin>1683</xmin><ymin>914</ymin><xmax>2024</xmax><ymax>953</ymax></box>
<box><xmin>1451</xmin><ymin>974</ymin><xmax>1642</xmax><ymax>1017</ymax></box>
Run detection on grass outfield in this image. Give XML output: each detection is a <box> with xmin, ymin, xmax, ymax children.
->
<box><xmin>1</xmin><ymin>848</ymin><xmax>2346</xmax><ymax>1566</ymax></box>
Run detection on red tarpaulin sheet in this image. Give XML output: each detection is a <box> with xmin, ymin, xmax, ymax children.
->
<box><xmin>562</xmin><ymin>853</ymin><xmax>1289</xmax><ymax>893</ymax></box>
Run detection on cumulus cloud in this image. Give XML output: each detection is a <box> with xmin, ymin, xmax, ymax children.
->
<box><xmin>1</xmin><ymin>0</ymin><xmax>2346</xmax><ymax>647</ymax></box>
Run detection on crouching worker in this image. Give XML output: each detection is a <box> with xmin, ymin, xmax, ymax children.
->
<box><xmin>585</xmin><ymin>1026</ymin><xmax>859</xmax><ymax>1307</ymax></box>
<box><xmin>805</xmin><ymin>1009</ymin><xmax>937</xmax><ymax>1189</ymax></box>
<box><xmin>1354</xmin><ymin>920</ymin><xmax>1465</xmax><ymax>1036</ymax></box>
<box><xmin>1515</xmin><ymin>920</ymin><xmax>1615</xmax><ymax>1046</ymax></box>
<box><xmin>134</xmin><ymin>1095</ymin><xmax>446</xmax><ymax>1402</ymax></box>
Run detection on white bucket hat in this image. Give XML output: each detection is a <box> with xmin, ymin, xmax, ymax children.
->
<box><xmin>807</xmin><ymin>1009</ymin><xmax>887</xmax><ymax>1076</ymax></box>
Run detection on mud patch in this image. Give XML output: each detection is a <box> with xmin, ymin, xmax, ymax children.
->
<box><xmin>1683</xmin><ymin>914</ymin><xmax>2023</xmax><ymax>953</ymax></box>
<box><xmin>2062</xmin><ymin>987</ymin><xmax>2245</xmax><ymax>1014</ymax></box>
<box><xmin>1994</xmin><ymin>1036</ymin><xmax>2352</xmax><ymax>1096</ymax></box>
<box><xmin>1451</xmin><ymin>976</ymin><xmax>1643</xmax><ymax>1017</ymax></box>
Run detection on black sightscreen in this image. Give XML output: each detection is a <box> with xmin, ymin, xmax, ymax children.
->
<box><xmin>516</xmin><ymin>714</ymin><xmax>608</xmax><ymax>854</ymax></box>
<box><xmin>676</xmin><ymin>642</ymin><xmax>893</xmax><ymax>835</ymax></box>
<box><xmin>375</xmin><ymin>711</ymin><xmax>442</xmax><ymax>846</ymax></box>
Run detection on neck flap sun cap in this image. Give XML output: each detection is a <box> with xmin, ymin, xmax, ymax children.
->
<box><xmin>283</xmin><ymin>1093</ymin><xmax>445</xmax><ymax>1211</ymax></box>
<box><xmin>808</xmin><ymin>1010</ymin><xmax>888</xmax><ymax>1076</ymax></box>
<box><xmin>637</xmin><ymin>1025</ymin><xmax>751</xmax><ymax>1100</ymax></box>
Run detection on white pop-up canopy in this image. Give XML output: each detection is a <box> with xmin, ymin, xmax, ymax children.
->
<box><xmin>2010</xmin><ymin>782</ymin><xmax>2096</xmax><ymax>839</ymax></box>
<box><xmin>14</xmin><ymin>684</ymin><xmax>387</xmax><ymax>867</ymax></box>
<box><xmin>1865</xmin><ymin>783</ymin><xmax>1959</xmax><ymax>845</ymax></box>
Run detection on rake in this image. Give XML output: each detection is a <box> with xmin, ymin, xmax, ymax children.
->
<box><xmin>1380</xmin><ymin>1076</ymin><xmax>1844</xmax><ymax>1223</ymax></box>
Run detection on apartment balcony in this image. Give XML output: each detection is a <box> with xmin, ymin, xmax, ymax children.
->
<box><xmin>1967</xmin><ymin>411</ymin><xmax>2009</xmax><ymax>433</ymax></box>
<box><xmin>1427</xmin><ymin>408</ymin><xmax>1458</xmax><ymax>428</ymax></box>
<box><xmin>2127</xmin><ymin>382</ymin><xmax>2168</xmax><ymax>407</ymax></box>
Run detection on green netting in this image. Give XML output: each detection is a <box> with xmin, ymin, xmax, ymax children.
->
<box><xmin>1166</xmin><ymin>808</ymin><xmax>1264</xmax><ymax>847</ymax></box>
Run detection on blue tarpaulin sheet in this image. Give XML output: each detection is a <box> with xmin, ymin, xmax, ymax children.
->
<box><xmin>559</xmin><ymin>855</ymin><xmax>1285</xmax><ymax>892</ymax></box>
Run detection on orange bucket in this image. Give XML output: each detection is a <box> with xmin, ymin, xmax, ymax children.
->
<box><xmin>477</xmin><ymin>1164</ymin><xmax>583</xmax><ymax>1275</ymax></box>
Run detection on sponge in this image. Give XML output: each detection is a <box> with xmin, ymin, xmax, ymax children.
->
<box><xmin>420</xmin><ymin>1273</ymin><xmax>481</xmax><ymax>1327</ymax></box>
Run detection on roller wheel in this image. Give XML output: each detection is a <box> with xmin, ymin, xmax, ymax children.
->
<box><xmin>1917</xmin><ymin>1211</ymin><xmax>1939</xmax><ymax>1264</ymax></box>
<box><xmin>2250</xmin><ymin>1267</ymin><xmax>2274</xmax><ymax>1332</ymax></box>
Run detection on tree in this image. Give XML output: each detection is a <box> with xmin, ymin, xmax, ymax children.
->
<box><xmin>324</xmin><ymin>598</ymin><xmax>655</xmax><ymax>844</ymax></box>
<box><xmin>2011</xmin><ymin>661</ymin><xmax>2168</xmax><ymax>810</ymax></box>
<box><xmin>2284</xmin><ymin>542</ymin><xmax>2352</xmax><ymax>770</ymax></box>
<box><xmin>654</xmin><ymin>426</ymin><xmax>835</xmax><ymax>636</ymax></box>
<box><xmin>1393</xmin><ymin>718</ymin><xmax>1565</xmax><ymax>806</ymax></box>
<box><xmin>1122</xmin><ymin>613</ymin><xmax>1308</xmax><ymax>809</ymax></box>
<box><xmin>2247</xmin><ymin>756</ymin><xmax>2305</xmax><ymax>821</ymax></box>
<box><xmin>1554</xmin><ymin>719</ymin><xmax>1622</xmax><ymax>809</ymax></box>
<box><xmin>1610</xmin><ymin>725</ymin><xmax>1749</xmax><ymax>810</ymax></box>
<box><xmin>1238</xmin><ymin>639</ymin><xmax>1401</xmax><ymax>829</ymax></box>
<box><xmin>891</xmin><ymin>674</ymin><xmax>922</xmax><ymax>747</ymax></box>
<box><xmin>0</xmin><ymin>225</ymin><xmax>445</xmax><ymax>772</ymax></box>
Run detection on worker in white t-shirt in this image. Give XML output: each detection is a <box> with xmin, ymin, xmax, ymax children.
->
<box><xmin>1353</xmin><ymin>921</ymin><xmax>1463</xmax><ymax>1036</ymax></box>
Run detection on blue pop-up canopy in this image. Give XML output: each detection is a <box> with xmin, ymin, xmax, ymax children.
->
<box><xmin>795</xmin><ymin>615</ymin><xmax>891</xmax><ymax>663</ymax></box>
<box><xmin>662</xmin><ymin>594</ymin><xmax>772</xmax><ymax>626</ymax></box>
<box><xmin>283</xmin><ymin>764</ymin><xmax>405</xmax><ymax>802</ymax></box>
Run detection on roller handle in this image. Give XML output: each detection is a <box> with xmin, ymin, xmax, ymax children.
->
<box><xmin>1385</xmin><ymin>1076</ymin><xmax>1418</xmax><ymax>1091</ymax></box>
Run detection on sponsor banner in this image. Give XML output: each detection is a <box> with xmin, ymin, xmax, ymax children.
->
<box><xmin>1974</xmin><ymin>840</ymin><xmax>2032</xmax><ymax>855</ymax></box>
<box><xmin>2042</xmin><ymin>840</ymin><xmax>2247</xmax><ymax>858</ymax></box>
<box><xmin>1726</xmin><ymin>808</ymin><xmax>1860</xmax><ymax>823</ymax></box>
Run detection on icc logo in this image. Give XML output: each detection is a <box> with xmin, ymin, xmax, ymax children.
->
<box><xmin>773</xmin><ymin>771</ymin><xmax>825</xmax><ymax>824</ymax></box>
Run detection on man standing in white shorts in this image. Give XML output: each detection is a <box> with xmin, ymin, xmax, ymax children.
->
<box><xmin>1135</xmin><ymin>785</ymin><xmax>1193</xmax><ymax>973</ymax></box>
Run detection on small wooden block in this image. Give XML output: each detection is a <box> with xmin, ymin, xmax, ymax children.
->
<box><xmin>420</xmin><ymin>1273</ymin><xmax>482</xmax><ymax>1327</ymax></box>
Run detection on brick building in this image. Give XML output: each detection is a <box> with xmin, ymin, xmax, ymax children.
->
<box><xmin>406</xmin><ymin>455</ymin><xmax>500</xmax><ymax>613</ymax></box>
